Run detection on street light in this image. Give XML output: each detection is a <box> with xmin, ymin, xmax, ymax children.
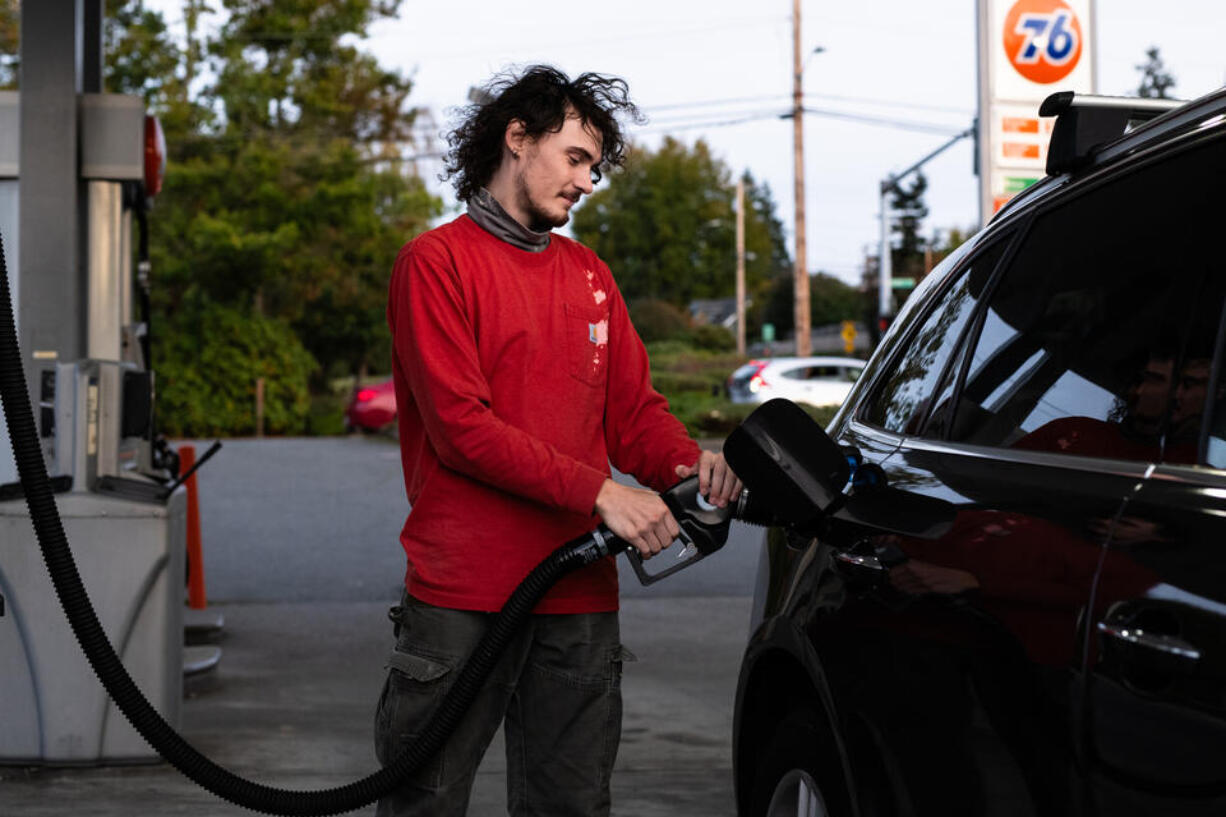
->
<box><xmin>804</xmin><ymin>45</ymin><xmax>827</xmax><ymax>71</ymax></box>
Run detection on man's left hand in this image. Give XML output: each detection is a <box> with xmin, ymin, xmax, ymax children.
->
<box><xmin>675</xmin><ymin>450</ymin><xmax>742</xmax><ymax>508</ymax></box>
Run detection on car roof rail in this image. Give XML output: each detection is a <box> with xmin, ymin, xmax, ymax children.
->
<box><xmin>1040</xmin><ymin>91</ymin><xmax>1186</xmax><ymax>175</ymax></box>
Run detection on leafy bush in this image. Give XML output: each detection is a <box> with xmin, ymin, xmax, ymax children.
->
<box><xmin>651</xmin><ymin>371</ymin><xmax>717</xmax><ymax>394</ymax></box>
<box><xmin>663</xmin><ymin>393</ymin><xmax>758</xmax><ymax>437</ymax></box>
<box><xmin>645</xmin><ymin>340</ymin><xmax>838</xmax><ymax>438</ymax></box>
<box><xmin>306</xmin><ymin>391</ymin><xmax>348</xmax><ymax>436</ymax></box>
<box><xmin>689</xmin><ymin>323</ymin><xmax>735</xmax><ymax>351</ymax></box>
<box><xmin>628</xmin><ymin>299</ymin><xmax>690</xmax><ymax>343</ymax></box>
<box><xmin>662</xmin><ymin>392</ymin><xmax>837</xmax><ymax>438</ymax></box>
<box><xmin>644</xmin><ymin>339</ymin><xmax>695</xmax><ymax>357</ymax></box>
<box><xmin>156</xmin><ymin>302</ymin><xmax>317</xmax><ymax>437</ymax></box>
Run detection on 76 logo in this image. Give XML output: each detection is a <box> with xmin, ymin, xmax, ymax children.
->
<box><xmin>1002</xmin><ymin>0</ymin><xmax>1084</xmax><ymax>84</ymax></box>
<box><xmin>1014</xmin><ymin>10</ymin><xmax>1078</xmax><ymax>65</ymax></box>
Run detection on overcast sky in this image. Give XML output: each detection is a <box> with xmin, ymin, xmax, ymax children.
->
<box><xmin>152</xmin><ymin>1</ymin><xmax>1226</xmax><ymax>284</ymax></box>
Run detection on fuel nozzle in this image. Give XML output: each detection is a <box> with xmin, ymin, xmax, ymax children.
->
<box><xmin>622</xmin><ymin>475</ymin><xmax>737</xmax><ymax>585</ymax></box>
<box><xmin>586</xmin><ymin>399</ymin><xmax>869</xmax><ymax>585</ymax></box>
<box><xmin>571</xmin><ymin>474</ymin><xmax>767</xmax><ymax>586</ymax></box>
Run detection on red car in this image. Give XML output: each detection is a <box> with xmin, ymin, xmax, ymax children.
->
<box><xmin>344</xmin><ymin>378</ymin><xmax>396</xmax><ymax>432</ymax></box>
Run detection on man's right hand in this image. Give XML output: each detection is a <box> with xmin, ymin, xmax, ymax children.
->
<box><xmin>593</xmin><ymin>478</ymin><xmax>680</xmax><ymax>560</ymax></box>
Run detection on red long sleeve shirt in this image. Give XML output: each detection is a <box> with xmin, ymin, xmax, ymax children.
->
<box><xmin>388</xmin><ymin>215</ymin><xmax>701</xmax><ymax>613</ymax></box>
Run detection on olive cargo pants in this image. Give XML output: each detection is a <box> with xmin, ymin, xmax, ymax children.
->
<box><xmin>373</xmin><ymin>594</ymin><xmax>630</xmax><ymax>816</ymax></box>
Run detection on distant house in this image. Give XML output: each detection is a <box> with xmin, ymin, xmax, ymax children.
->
<box><xmin>688</xmin><ymin>297</ymin><xmax>744</xmax><ymax>330</ymax></box>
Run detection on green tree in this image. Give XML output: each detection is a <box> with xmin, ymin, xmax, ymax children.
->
<box><xmin>154</xmin><ymin>0</ymin><xmax>439</xmax><ymax>382</ymax></box>
<box><xmin>103</xmin><ymin>0</ymin><xmax>180</xmax><ymax>104</ymax></box>
<box><xmin>761</xmin><ymin>272</ymin><xmax>862</xmax><ymax>337</ymax></box>
<box><xmin>1136</xmin><ymin>46</ymin><xmax>1176</xmax><ymax>99</ymax></box>
<box><xmin>77</xmin><ymin>0</ymin><xmax>439</xmax><ymax>435</ymax></box>
<box><xmin>929</xmin><ymin>225</ymin><xmax>973</xmax><ymax>268</ymax></box>
<box><xmin>572</xmin><ymin>138</ymin><xmax>791</xmax><ymax>317</ymax></box>
<box><xmin>136</xmin><ymin>1</ymin><xmax>438</xmax><ymax>438</ymax></box>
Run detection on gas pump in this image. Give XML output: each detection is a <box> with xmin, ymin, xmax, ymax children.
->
<box><xmin>30</xmin><ymin>97</ymin><xmax>172</xmax><ymax>500</ymax></box>
<box><xmin>0</xmin><ymin>74</ymin><xmax>187</xmax><ymax>763</ymax></box>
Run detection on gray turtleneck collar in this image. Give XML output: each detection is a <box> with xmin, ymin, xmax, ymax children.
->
<box><xmin>466</xmin><ymin>188</ymin><xmax>551</xmax><ymax>253</ymax></box>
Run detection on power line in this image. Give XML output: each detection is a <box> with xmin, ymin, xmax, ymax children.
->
<box><xmin>643</xmin><ymin>92</ymin><xmax>972</xmax><ymax>117</ymax></box>
<box><xmin>800</xmin><ymin>107</ymin><xmax>967</xmax><ymax>136</ymax></box>
<box><xmin>631</xmin><ymin>107</ymin><xmax>968</xmax><ymax>137</ymax></box>
<box><xmin>644</xmin><ymin>106</ymin><xmax>791</xmax><ymax>126</ymax></box>
<box><xmin>633</xmin><ymin>112</ymin><xmax>784</xmax><ymax>134</ymax></box>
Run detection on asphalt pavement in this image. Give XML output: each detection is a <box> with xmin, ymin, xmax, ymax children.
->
<box><xmin>0</xmin><ymin>436</ymin><xmax>764</xmax><ymax>816</ymax></box>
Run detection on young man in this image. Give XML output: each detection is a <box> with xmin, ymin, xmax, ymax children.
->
<box><xmin>374</xmin><ymin>66</ymin><xmax>742</xmax><ymax>816</ymax></box>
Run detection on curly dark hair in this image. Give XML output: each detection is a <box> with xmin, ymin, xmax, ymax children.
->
<box><xmin>444</xmin><ymin>65</ymin><xmax>642</xmax><ymax>202</ymax></box>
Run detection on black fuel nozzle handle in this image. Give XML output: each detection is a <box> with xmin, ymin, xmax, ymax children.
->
<box><xmin>159</xmin><ymin>440</ymin><xmax>222</xmax><ymax>499</ymax></box>
<box><xmin>579</xmin><ymin>475</ymin><xmax>738</xmax><ymax>586</ymax></box>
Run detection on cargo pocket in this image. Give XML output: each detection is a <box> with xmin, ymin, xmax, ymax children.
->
<box><xmin>374</xmin><ymin>646</ymin><xmax>454</xmax><ymax>790</ymax></box>
<box><xmin>611</xmin><ymin>643</ymin><xmax>637</xmax><ymax>689</ymax></box>
<box><xmin>564</xmin><ymin>303</ymin><xmax>610</xmax><ymax>389</ymax></box>
<box><xmin>600</xmin><ymin>644</ymin><xmax>637</xmax><ymax>787</ymax></box>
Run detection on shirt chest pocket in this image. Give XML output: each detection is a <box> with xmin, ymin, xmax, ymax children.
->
<box><xmin>563</xmin><ymin>303</ymin><xmax>610</xmax><ymax>389</ymax></box>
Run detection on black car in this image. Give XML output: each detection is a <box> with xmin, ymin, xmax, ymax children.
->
<box><xmin>730</xmin><ymin>88</ymin><xmax>1226</xmax><ymax>817</ymax></box>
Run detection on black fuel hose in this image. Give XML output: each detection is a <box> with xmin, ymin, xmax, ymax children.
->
<box><xmin>0</xmin><ymin>233</ymin><xmax>626</xmax><ymax>815</ymax></box>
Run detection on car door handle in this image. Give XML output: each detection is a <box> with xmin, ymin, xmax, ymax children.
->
<box><xmin>1096</xmin><ymin>621</ymin><xmax>1202</xmax><ymax>664</ymax></box>
<box><xmin>834</xmin><ymin>551</ymin><xmax>886</xmax><ymax>573</ymax></box>
<box><xmin>832</xmin><ymin>550</ymin><xmax>890</xmax><ymax>588</ymax></box>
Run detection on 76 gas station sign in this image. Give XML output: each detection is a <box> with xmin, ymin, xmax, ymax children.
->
<box><xmin>978</xmin><ymin>0</ymin><xmax>1095</xmax><ymax>220</ymax></box>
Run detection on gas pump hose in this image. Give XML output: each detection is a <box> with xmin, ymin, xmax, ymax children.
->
<box><xmin>0</xmin><ymin>236</ymin><xmax>627</xmax><ymax>816</ymax></box>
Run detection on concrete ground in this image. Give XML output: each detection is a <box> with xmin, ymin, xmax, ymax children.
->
<box><xmin>0</xmin><ymin>437</ymin><xmax>760</xmax><ymax>816</ymax></box>
<box><xmin>0</xmin><ymin>594</ymin><xmax>751</xmax><ymax>816</ymax></box>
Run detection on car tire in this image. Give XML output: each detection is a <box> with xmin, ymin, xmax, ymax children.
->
<box><xmin>750</xmin><ymin>705</ymin><xmax>849</xmax><ymax>817</ymax></box>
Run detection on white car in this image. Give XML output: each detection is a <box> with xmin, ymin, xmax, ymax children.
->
<box><xmin>726</xmin><ymin>356</ymin><xmax>865</xmax><ymax>408</ymax></box>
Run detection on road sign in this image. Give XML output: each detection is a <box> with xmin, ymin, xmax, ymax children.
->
<box><xmin>841</xmin><ymin>320</ymin><xmax>857</xmax><ymax>354</ymax></box>
<box><xmin>978</xmin><ymin>0</ymin><xmax>1095</xmax><ymax>222</ymax></box>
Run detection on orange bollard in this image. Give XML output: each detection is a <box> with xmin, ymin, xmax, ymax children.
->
<box><xmin>179</xmin><ymin>445</ymin><xmax>208</xmax><ymax>610</ymax></box>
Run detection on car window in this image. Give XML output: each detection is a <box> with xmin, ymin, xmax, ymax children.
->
<box><xmin>779</xmin><ymin>366</ymin><xmax>807</xmax><ymax>381</ymax></box>
<box><xmin>860</xmin><ymin>240</ymin><xmax>1008</xmax><ymax>435</ymax></box>
<box><xmin>948</xmin><ymin>137</ymin><xmax>1226</xmax><ymax>464</ymax></box>
<box><xmin>1205</xmin><ymin>379</ymin><xmax>1226</xmax><ymax>467</ymax></box>
<box><xmin>1199</xmin><ymin>318</ymin><xmax>1226</xmax><ymax>468</ymax></box>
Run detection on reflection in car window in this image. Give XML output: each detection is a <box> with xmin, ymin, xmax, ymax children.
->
<box><xmin>1202</xmin><ymin>338</ymin><xmax>1226</xmax><ymax>468</ymax></box>
<box><xmin>862</xmin><ymin>242</ymin><xmax>1006</xmax><ymax>435</ymax></box>
<box><xmin>949</xmin><ymin>138</ymin><xmax>1226</xmax><ymax>464</ymax></box>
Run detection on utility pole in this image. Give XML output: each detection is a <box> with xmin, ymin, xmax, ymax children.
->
<box><xmin>735</xmin><ymin>175</ymin><xmax>746</xmax><ymax>356</ymax></box>
<box><xmin>791</xmin><ymin>0</ymin><xmax>810</xmax><ymax>356</ymax></box>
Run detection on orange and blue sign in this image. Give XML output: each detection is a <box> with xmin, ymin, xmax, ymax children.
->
<box><xmin>1002</xmin><ymin>0</ymin><xmax>1084</xmax><ymax>85</ymax></box>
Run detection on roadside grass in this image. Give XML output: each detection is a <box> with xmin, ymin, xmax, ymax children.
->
<box><xmin>647</xmin><ymin>342</ymin><xmax>837</xmax><ymax>438</ymax></box>
<box><xmin>307</xmin><ymin>343</ymin><xmax>837</xmax><ymax>439</ymax></box>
